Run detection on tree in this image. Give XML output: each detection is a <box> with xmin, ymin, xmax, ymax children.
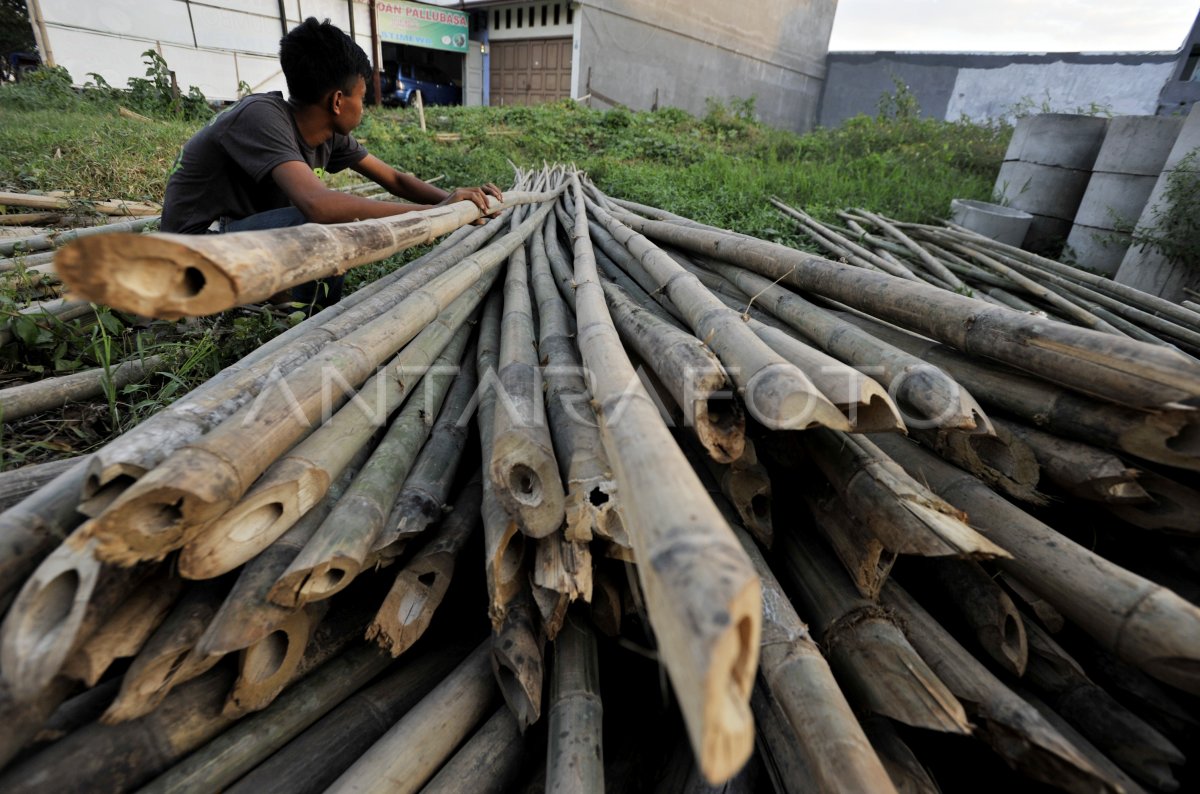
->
<box><xmin>1</xmin><ymin>0</ymin><xmax>37</xmax><ymax>61</ymax></box>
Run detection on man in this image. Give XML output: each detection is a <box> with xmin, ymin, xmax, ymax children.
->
<box><xmin>161</xmin><ymin>17</ymin><xmax>501</xmax><ymax>308</ymax></box>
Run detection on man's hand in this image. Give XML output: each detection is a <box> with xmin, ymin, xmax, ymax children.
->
<box><xmin>439</xmin><ymin>184</ymin><xmax>504</xmax><ymax>223</ymax></box>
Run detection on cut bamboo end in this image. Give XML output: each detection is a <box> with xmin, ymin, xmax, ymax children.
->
<box><xmin>223</xmin><ymin>604</ymin><xmax>321</xmax><ymax>718</ymax></box>
<box><xmin>1109</xmin><ymin>469</ymin><xmax>1200</xmax><ymax>534</ymax></box>
<box><xmin>744</xmin><ymin>362</ymin><xmax>850</xmax><ymax>431</ymax></box>
<box><xmin>101</xmin><ymin>647</ymin><xmax>217</xmax><ymax>724</ymax></box>
<box><xmin>56</xmin><ymin>233</ymin><xmax>237</xmax><ymax>320</ymax></box>
<box><xmin>177</xmin><ymin>461</ymin><xmax>323</xmax><ymax>580</ymax></box>
<box><xmin>490</xmin><ymin>444</ymin><xmax>567</xmax><ymax>539</ymax></box>
<box><xmin>1116</xmin><ymin>588</ymin><xmax>1200</xmax><ymax>695</ymax></box>
<box><xmin>491</xmin><ymin>594</ymin><xmax>545</xmax><ymax>730</ymax></box>
<box><xmin>79</xmin><ymin>460</ymin><xmax>147</xmax><ymax>518</ymax></box>
<box><xmin>843</xmin><ymin>384</ymin><xmax>907</xmax><ymax>433</ymax></box>
<box><xmin>367</xmin><ymin>566</ymin><xmax>450</xmax><ymax>657</ymax></box>
<box><xmin>86</xmin><ymin>447</ymin><xmax>244</xmax><ymax>565</ymax></box>
<box><xmin>692</xmin><ymin>394</ymin><xmax>746</xmax><ymax>465</ymax></box>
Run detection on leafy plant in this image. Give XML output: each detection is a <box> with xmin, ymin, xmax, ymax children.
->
<box><xmin>1125</xmin><ymin>149</ymin><xmax>1200</xmax><ymax>265</ymax></box>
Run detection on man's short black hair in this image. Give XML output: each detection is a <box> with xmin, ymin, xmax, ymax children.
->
<box><xmin>280</xmin><ymin>17</ymin><xmax>371</xmax><ymax>105</ymax></box>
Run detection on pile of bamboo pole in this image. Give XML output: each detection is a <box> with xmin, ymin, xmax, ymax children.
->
<box><xmin>0</xmin><ymin>167</ymin><xmax>1197</xmax><ymax>792</ymax></box>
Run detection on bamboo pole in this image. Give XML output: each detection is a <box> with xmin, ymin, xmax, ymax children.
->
<box><xmin>139</xmin><ymin>642</ymin><xmax>405</xmax><ymax>794</ymax></box>
<box><xmin>587</xmin><ymin>197</ymin><xmax>847</xmax><ymax>432</ymax></box>
<box><xmin>609</xmin><ymin>207</ymin><xmax>1200</xmax><ymax>412</ymax></box>
<box><xmin>84</xmin><ymin>197</ymin><xmax>561</xmax><ymax>566</ymax></box>
<box><xmin>371</xmin><ymin>341</ymin><xmax>479</xmax><ymax>558</ymax></box>
<box><xmin>881</xmin><ymin>581</ymin><xmax>1115</xmax><ymax>793</ymax></box>
<box><xmin>775</xmin><ymin>526</ymin><xmax>971</xmax><ymax>735</ymax></box>
<box><xmin>698</xmin><ymin>438</ymin><xmax>773</xmax><ymax>549</ymax></box>
<box><xmin>420</xmin><ymin>706</ymin><xmax>527</xmax><ymax>794</ymax></box>
<box><xmin>28</xmin><ymin>675</ymin><xmax>121</xmax><ymax>748</ymax></box>
<box><xmin>736</xmin><ymin>529</ymin><xmax>898</xmax><ymax>792</ymax></box>
<box><xmin>750</xmin><ymin>682</ymin><xmax>821</xmax><ymax>794</ymax></box>
<box><xmin>1072</xmin><ymin>643</ymin><xmax>1200</xmax><ymax>740</ymax></box>
<box><xmin>0</xmin><ymin>532</ymin><xmax>153</xmax><ymax>700</ymax></box>
<box><xmin>0</xmin><ymin>460</ymin><xmax>88</xmax><ymax>598</ymax></box>
<box><xmin>911</xmin><ymin>423</ymin><xmax>1045</xmax><ymax>505</ymax></box>
<box><xmin>0</xmin><ymin>191</ymin><xmax>160</xmax><ymax>216</ymax></box>
<box><xmin>872</xmin><ymin>433</ymin><xmax>1200</xmax><ymax>695</ymax></box>
<box><xmin>367</xmin><ymin>476</ymin><xmax>481</xmax><ymax>656</ymax></box>
<box><xmin>804</xmin><ymin>429</ymin><xmax>1007</xmax><ymax>558</ymax></box>
<box><xmin>1020</xmin><ymin>616</ymin><xmax>1184</xmax><ymax>790</ymax></box>
<box><xmin>851</xmin><ymin>208</ymin><xmax>967</xmax><ymax>289</ymax></box>
<box><xmin>568</xmin><ymin>174</ymin><xmax>760</xmax><ymax>784</ymax></box>
<box><xmin>261</xmin><ymin>331</ymin><xmax>474</xmax><ymax>602</ymax></box>
<box><xmin>491</xmin><ymin>202</ymin><xmax>567</xmax><ymax>538</ymax></box>
<box><xmin>859</xmin><ymin>716</ymin><xmax>942</xmax><ymax>794</ymax></box>
<box><xmin>845</xmin><ymin>313</ymin><xmax>1200</xmax><ymax>472</ymax></box>
<box><xmin>61</xmin><ymin>566</ymin><xmax>182</xmax><ymax>686</ymax></box>
<box><xmin>914</xmin><ymin>557</ymin><xmax>1028</xmax><ymax>676</ymax></box>
<box><xmin>546</xmin><ymin>613</ymin><xmax>605</xmax><ymax>794</ymax></box>
<box><xmin>475</xmin><ymin>289</ymin><xmax>527</xmax><ymax>625</ymax></box>
<box><xmin>78</xmin><ymin>218</ymin><xmax>491</xmax><ymax>513</ymax></box>
<box><xmin>194</xmin><ymin>444</ymin><xmax>370</xmax><ymax>656</ymax></box>
<box><xmin>224</xmin><ymin>642</ymin><xmax>471</xmax><ymax>794</ymax></box>
<box><xmin>0</xmin><ymin>458</ymin><xmax>80</xmax><ymax>511</ymax></box>
<box><xmin>999</xmin><ymin>418</ymin><xmax>1149</xmax><ymax>503</ymax></box>
<box><xmin>0</xmin><ymin>354</ymin><xmax>165</xmax><ymax>422</ymax></box>
<box><xmin>222</xmin><ymin>601</ymin><xmax>327</xmax><ymax>717</ymax></box>
<box><xmin>0</xmin><ymin>676</ymin><xmax>78</xmax><ymax>769</ymax></box>
<box><xmin>493</xmin><ymin>585</ymin><xmax>545</xmax><ymax>729</ymax></box>
<box><xmin>101</xmin><ymin>579</ymin><xmax>229</xmax><ymax>723</ymax></box>
<box><xmin>530</xmin><ymin>211</ymin><xmax>624</xmax><ymax>546</ymax></box>
<box><xmin>56</xmin><ymin>193</ymin><xmax>548</xmax><ymax>318</ymax></box>
<box><xmin>326</xmin><ymin>641</ymin><xmax>498</xmax><ymax>794</ymax></box>
<box><xmin>696</xmin><ymin>257</ymin><xmax>989</xmax><ymax>432</ymax></box>
<box><xmin>1108</xmin><ymin>469</ymin><xmax>1200</xmax><ymax>534</ymax></box>
<box><xmin>1001</xmin><ymin>574</ymin><xmax>1066</xmax><ymax>634</ymax></box>
<box><xmin>805</xmin><ymin>494</ymin><xmax>896</xmax><ymax>600</ymax></box>
<box><xmin>0</xmin><ymin>215</ymin><xmax>160</xmax><ymax>257</ymax></box>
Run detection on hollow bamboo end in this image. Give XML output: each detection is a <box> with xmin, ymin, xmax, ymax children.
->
<box><xmin>744</xmin><ymin>364</ymin><xmax>850</xmax><ymax>431</ymax></box>
<box><xmin>844</xmin><ymin>390</ymin><xmax>907</xmax><ymax>434</ymax></box>
<box><xmin>691</xmin><ymin>395</ymin><xmax>746</xmax><ymax>464</ymax></box>
<box><xmin>491</xmin><ymin>446</ymin><xmax>567</xmax><ymax>539</ymax></box>
<box><xmin>56</xmin><ymin>234</ymin><xmax>237</xmax><ymax>320</ymax></box>
<box><xmin>1118</xmin><ymin>589</ymin><xmax>1200</xmax><ymax>695</ymax></box>
<box><xmin>177</xmin><ymin>489</ymin><xmax>302</xmax><ymax>580</ymax></box>
<box><xmin>224</xmin><ymin>609</ymin><xmax>313</xmax><ymax>717</ymax></box>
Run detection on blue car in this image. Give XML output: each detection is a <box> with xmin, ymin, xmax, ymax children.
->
<box><xmin>383</xmin><ymin>64</ymin><xmax>461</xmax><ymax>107</ymax></box>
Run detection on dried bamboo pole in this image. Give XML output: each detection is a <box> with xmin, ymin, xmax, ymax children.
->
<box><xmin>0</xmin><ymin>677</ymin><xmax>78</xmax><ymax>769</ymax></box>
<box><xmin>139</xmin><ymin>643</ymin><xmax>400</xmax><ymax>794</ymax></box>
<box><xmin>735</xmin><ymin>529</ymin><xmax>898</xmax><ymax>792</ymax></box>
<box><xmin>0</xmin><ymin>191</ymin><xmax>159</xmax><ymax>215</ymax></box>
<box><xmin>568</xmin><ymin>174</ymin><xmax>761</xmax><ymax>784</ymax></box>
<box><xmin>805</xmin><ymin>495</ymin><xmax>896</xmax><ymax>600</ymax></box>
<box><xmin>698</xmin><ymin>257</ymin><xmax>989</xmax><ymax>432</ymax></box>
<box><xmin>370</xmin><ymin>334</ymin><xmax>479</xmax><ymax>555</ymax></box>
<box><xmin>750</xmin><ymin>682</ymin><xmax>821</xmax><ymax>794</ymax></box>
<box><xmin>261</xmin><ymin>332</ymin><xmax>473</xmax><ymax>603</ymax></box>
<box><xmin>851</xmin><ymin>207</ymin><xmax>966</xmax><ymax>289</ymax></box>
<box><xmin>859</xmin><ymin>716</ymin><xmax>942</xmax><ymax>794</ymax></box>
<box><xmin>1107</xmin><ymin>469</ymin><xmax>1200</xmax><ymax>534</ymax></box>
<box><xmin>546</xmin><ymin>613</ymin><xmax>605</xmax><ymax>794</ymax></box>
<box><xmin>420</xmin><ymin>706</ymin><xmax>526</xmax><ymax>794</ymax></box>
<box><xmin>775</xmin><ymin>526</ymin><xmax>971</xmax><ymax>735</ymax></box>
<box><xmin>367</xmin><ymin>476</ymin><xmax>481</xmax><ymax>656</ymax></box>
<box><xmin>0</xmin><ymin>216</ymin><xmax>160</xmax><ymax>257</ymax></box>
<box><xmin>61</xmin><ymin>566</ymin><xmax>182</xmax><ymax>686</ymax></box>
<box><xmin>910</xmin><ymin>423</ymin><xmax>1045</xmax><ymax>505</ymax></box>
<box><xmin>181</xmin><ymin>291</ymin><xmax>482</xmax><ymax>580</ymax></box>
<box><xmin>491</xmin><ymin>203</ymin><xmax>567</xmax><ymax>538</ymax></box>
<box><xmin>610</xmin><ymin>207</ymin><xmax>1200</xmax><ymax>411</ymax></box>
<box><xmin>0</xmin><ymin>460</ymin><xmax>88</xmax><ymax>595</ymax></box>
<box><xmin>0</xmin><ymin>533</ymin><xmax>153</xmax><ymax>700</ymax></box>
<box><xmin>29</xmin><ymin>675</ymin><xmax>121</xmax><ymax>748</ymax></box>
<box><xmin>85</xmin><ymin>198</ymin><xmax>561</xmax><ymax>566</ymax></box>
<box><xmin>57</xmin><ymin>192</ymin><xmax>546</xmax><ymax>318</ymax></box>
<box><xmin>872</xmin><ymin>433</ymin><xmax>1200</xmax><ymax>694</ymax></box>
<box><xmin>475</xmin><ymin>290</ymin><xmax>526</xmax><ymax>624</ymax></box>
<box><xmin>224</xmin><ymin>642</ymin><xmax>471</xmax><ymax>794</ymax></box>
<box><xmin>493</xmin><ymin>584</ymin><xmax>545</xmax><ymax>728</ymax></box>
<box><xmin>0</xmin><ymin>212</ymin><xmax>59</xmax><ymax>225</ymax></box>
<box><xmin>1002</xmin><ymin>574</ymin><xmax>1066</xmax><ymax>633</ymax></box>
<box><xmin>587</xmin><ymin>197</ymin><xmax>847</xmax><ymax>432</ymax></box>
<box><xmin>1073</xmin><ymin>644</ymin><xmax>1200</xmax><ymax>740</ymax></box>
<box><xmin>804</xmin><ymin>429</ymin><xmax>1007</xmax><ymax>558</ymax></box>
<box><xmin>222</xmin><ymin>601</ymin><xmax>327</xmax><ymax>717</ymax></box>
<box><xmin>698</xmin><ymin>439</ymin><xmax>773</xmax><ymax>548</ymax></box>
<box><xmin>100</xmin><ymin>579</ymin><xmax>228</xmax><ymax>723</ymax></box>
<box><xmin>0</xmin><ymin>458</ymin><xmax>80</xmax><ymax>512</ymax></box>
<box><xmin>880</xmin><ymin>581</ymin><xmax>1114</xmax><ymax>794</ymax></box>
<box><xmin>846</xmin><ymin>314</ymin><xmax>1200</xmax><ymax>472</ymax></box>
<box><xmin>194</xmin><ymin>446</ymin><xmax>369</xmax><ymax>656</ymax></box>
<box><xmin>770</xmin><ymin>201</ymin><xmax>921</xmax><ymax>281</ymax></box>
<box><xmin>326</xmin><ymin>641</ymin><xmax>498</xmax><ymax>794</ymax></box>
<box><xmin>913</xmin><ymin>558</ymin><xmax>1028</xmax><ymax>676</ymax></box>
<box><xmin>78</xmin><ymin>218</ymin><xmax>490</xmax><ymax>513</ymax></box>
<box><xmin>530</xmin><ymin>211</ymin><xmax>624</xmax><ymax>545</ymax></box>
<box><xmin>0</xmin><ymin>354</ymin><xmax>165</xmax><ymax>422</ymax></box>
<box><xmin>998</xmin><ymin>418</ymin><xmax>1148</xmax><ymax>503</ymax></box>
<box><xmin>580</xmin><ymin>208</ymin><xmax>686</xmax><ymax>323</ymax></box>
<box><xmin>1020</xmin><ymin>617</ymin><xmax>1185</xmax><ymax>790</ymax></box>
<box><xmin>531</xmin><ymin>530</ymin><xmax>593</xmax><ymax>640</ymax></box>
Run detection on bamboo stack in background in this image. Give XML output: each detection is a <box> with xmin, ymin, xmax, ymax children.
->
<box><xmin>0</xmin><ymin>168</ymin><xmax>1197</xmax><ymax>792</ymax></box>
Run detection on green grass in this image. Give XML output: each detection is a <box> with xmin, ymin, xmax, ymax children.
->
<box><xmin>0</xmin><ymin>74</ymin><xmax>1011</xmax><ymax>467</ymax></box>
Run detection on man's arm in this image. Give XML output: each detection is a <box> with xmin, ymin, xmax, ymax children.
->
<box><xmin>271</xmin><ymin>160</ymin><xmax>500</xmax><ymax>224</ymax></box>
<box><xmin>351</xmin><ymin>154</ymin><xmax>451</xmax><ymax>204</ymax></box>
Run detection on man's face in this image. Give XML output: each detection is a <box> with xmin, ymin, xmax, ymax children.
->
<box><xmin>334</xmin><ymin>77</ymin><xmax>367</xmax><ymax>135</ymax></box>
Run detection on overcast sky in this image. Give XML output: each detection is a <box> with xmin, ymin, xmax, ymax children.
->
<box><xmin>828</xmin><ymin>0</ymin><xmax>1200</xmax><ymax>52</ymax></box>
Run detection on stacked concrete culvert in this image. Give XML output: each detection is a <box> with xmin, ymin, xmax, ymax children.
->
<box><xmin>994</xmin><ymin>113</ymin><xmax>1109</xmax><ymax>255</ymax></box>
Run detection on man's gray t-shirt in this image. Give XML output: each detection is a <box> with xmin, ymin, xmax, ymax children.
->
<box><xmin>161</xmin><ymin>92</ymin><xmax>367</xmax><ymax>233</ymax></box>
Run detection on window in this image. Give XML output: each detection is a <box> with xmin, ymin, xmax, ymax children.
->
<box><xmin>554</xmin><ymin>4</ymin><xmax>560</xmax><ymax>25</ymax></box>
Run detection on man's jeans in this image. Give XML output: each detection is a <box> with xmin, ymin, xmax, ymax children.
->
<box><xmin>223</xmin><ymin>207</ymin><xmax>344</xmax><ymax>311</ymax></box>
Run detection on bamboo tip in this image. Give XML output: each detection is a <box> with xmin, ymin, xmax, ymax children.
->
<box><xmin>56</xmin><ymin>234</ymin><xmax>236</xmax><ymax>319</ymax></box>
<box><xmin>178</xmin><ymin>495</ymin><xmax>297</xmax><ymax>580</ymax></box>
<box><xmin>744</xmin><ymin>363</ymin><xmax>850</xmax><ymax>431</ymax></box>
<box><xmin>491</xmin><ymin>451</ymin><xmax>567</xmax><ymax>539</ymax></box>
<box><xmin>692</xmin><ymin>395</ymin><xmax>746</xmax><ymax>465</ymax></box>
<box><xmin>1119</xmin><ymin>589</ymin><xmax>1200</xmax><ymax>696</ymax></box>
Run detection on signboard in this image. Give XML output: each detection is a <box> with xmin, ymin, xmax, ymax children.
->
<box><xmin>376</xmin><ymin>2</ymin><xmax>469</xmax><ymax>53</ymax></box>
